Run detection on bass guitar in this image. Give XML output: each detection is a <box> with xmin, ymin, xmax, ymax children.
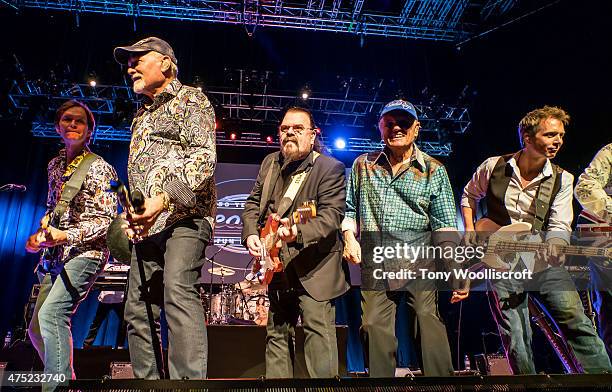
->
<box><xmin>475</xmin><ymin>217</ymin><xmax>612</xmax><ymax>271</ymax></box>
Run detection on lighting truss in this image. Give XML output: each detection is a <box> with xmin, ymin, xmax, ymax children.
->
<box><xmin>9</xmin><ymin>0</ymin><xmax>482</xmax><ymax>41</ymax></box>
<box><xmin>11</xmin><ymin>79</ymin><xmax>468</xmax><ymax>156</ymax></box>
<box><xmin>30</xmin><ymin>123</ymin><xmax>453</xmax><ymax>156</ymax></box>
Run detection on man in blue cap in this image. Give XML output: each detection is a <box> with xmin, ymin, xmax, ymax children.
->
<box><xmin>342</xmin><ymin>99</ymin><xmax>463</xmax><ymax>376</ymax></box>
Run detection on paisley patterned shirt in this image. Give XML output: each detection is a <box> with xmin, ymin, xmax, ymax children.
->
<box><xmin>46</xmin><ymin>148</ymin><xmax>118</xmax><ymax>263</ymax></box>
<box><xmin>575</xmin><ymin>143</ymin><xmax>612</xmax><ymax>223</ymax></box>
<box><xmin>128</xmin><ymin>79</ymin><xmax>217</xmax><ymax>236</ymax></box>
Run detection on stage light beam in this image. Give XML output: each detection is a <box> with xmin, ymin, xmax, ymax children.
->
<box><xmin>334</xmin><ymin>138</ymin><xmax>346</xmax><ymax>150</ymax></box>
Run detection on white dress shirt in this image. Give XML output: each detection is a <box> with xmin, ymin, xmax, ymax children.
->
<box><xmin>461</xmin><ymin>153</ymin><xmax>574</xmax><ymax>245</ymax></box>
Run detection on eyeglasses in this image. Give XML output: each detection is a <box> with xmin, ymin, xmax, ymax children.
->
<box><xmin>383</xmin><ymin>119</ymin><xmax>415</xmax><ymax>129</ymax></box>
<box><xmin>279</xmin><ymin>124</ymin><xmax>314</xmax><ymax>135</ymax></box>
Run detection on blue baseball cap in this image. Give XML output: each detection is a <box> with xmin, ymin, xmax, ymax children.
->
<box><xmin>379</xmin><ymin>99</ymin><xmax>418</xmax><ymax>120</ymax></box>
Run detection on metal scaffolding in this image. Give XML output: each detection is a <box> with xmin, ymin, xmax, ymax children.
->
<box><xmin>4</xmin><ymin>0</ymin><xmax>522</xmax><ymax>41</ymax></box>
<box><xmin>9</xmin><ymin>79</ymin><xmax>469</xmax><ymax>156</ymax></box>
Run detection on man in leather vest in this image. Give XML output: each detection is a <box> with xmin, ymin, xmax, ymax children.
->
<box><xmin>241</xmin><ymin>106</ymin><xmax>350</xmax><ymax>378</ymax></box>
<box><xmin>461</xmin><ymin>106</ymin><xmax>611</xmax><ymax>374</ymax></box>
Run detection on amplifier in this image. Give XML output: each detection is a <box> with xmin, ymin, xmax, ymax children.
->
<box><xmin>474</xmin><ymin>353</ymin><xmax>512</xmax><ymax>375</ymax></box>
<box><xmin>110</xmin><ymin>361</ymin><xmax>134</xmax><ymax>379</ymax></box>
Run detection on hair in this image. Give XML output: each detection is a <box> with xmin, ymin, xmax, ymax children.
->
<box><xmin>54</xmin><ymin>100</ymin><xmax>95</xmax><ymax>133</ymax></box>
<box><xmin>280</xmin><ymin>105</ymin><xmax>326</xmax><ymax>154</ymax></box>
<box><xmin>517</xmin><ymin>105</ymin><xmax>570</xmax><ymax>148</ymax></box>
<box><xmin>281</xmin><ymin>105</ymin><xmax>317</xmax><ymax>129</ymax></box>
<box><xmin>168</xmin><ymin>60</ymin><xmax>179</xmax><ymax>78</ymax></box>
<box><xmin>151</xmin><ymin>51</ymin><xmax>178</xmax><ymax>78</ymax></box>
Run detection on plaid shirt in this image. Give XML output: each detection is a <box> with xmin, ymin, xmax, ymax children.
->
<box><xmin>128</xmin><ymin>79</ymin><xmax>217</xmax><ymax>236</ymax></box>
<box><xmin>342</xmin><ymin>145</ymin><xmax>457</xmax><ymax>234</ymax></box>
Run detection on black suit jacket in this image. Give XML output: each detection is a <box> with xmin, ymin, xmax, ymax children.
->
<box><xmin>241</xmin><ymin>151</ymin><xmax>350</xmax><ymax>301</ymax></box>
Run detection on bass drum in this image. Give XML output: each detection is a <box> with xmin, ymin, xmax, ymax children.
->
<box><xmin>201</xmin><ymin>289</ymin><xmax>234</xmax><ymax>324</ymax></box>
<box><xmin>231</xmin><ymin>290</ymin><xmax>269</xmax><ymax>326</ymax></box>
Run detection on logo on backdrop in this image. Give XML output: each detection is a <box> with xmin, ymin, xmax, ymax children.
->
<box><xmin>214</xmin><ymin>179</ymin><xmax>254</xmax><ymax>254</ymax></box>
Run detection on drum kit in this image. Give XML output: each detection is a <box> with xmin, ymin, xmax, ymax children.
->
<box><xmin>200</xmin><ymin>258</ymin><xmax>269</xmax><ymax>325</ymax></box>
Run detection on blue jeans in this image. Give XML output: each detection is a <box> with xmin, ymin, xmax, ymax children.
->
<box><xmin>489</xmin><ymin>266</ymin><xmax>612</xmax><ymax>374</ymax></box>
<box><xmin>28</xmin><ymin>256</ymin><xmax>103</xmax><ymax>390</ymax></box>
<box><xmin>124</xmin><ymin>218</ymin><xmax>211</xmax><ymax>379</ymax></box>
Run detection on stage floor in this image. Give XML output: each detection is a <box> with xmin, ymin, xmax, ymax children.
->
<box><xmin>40</xmin><ymin>374</ymin><xmax>612</xmax><ymax>392</ymax></box>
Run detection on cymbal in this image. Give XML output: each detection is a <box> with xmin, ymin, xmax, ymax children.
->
<box><xmin>207</xmin><ymin>267</ymin><xmax>235</xmax><ymax>276</ymax></box>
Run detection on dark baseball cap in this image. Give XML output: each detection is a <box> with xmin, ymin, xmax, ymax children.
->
<box><xmin>379</xmin><ymin>99</ymin><xmax>418</xmax><ymax>120</ymax></box>
<box><xmin>113</xmin><ymin>36</ymin><xmax>177</xmax><ymax>65</ymax></box>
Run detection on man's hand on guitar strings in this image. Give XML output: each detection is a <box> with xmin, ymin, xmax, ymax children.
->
<box><xmin>535</xmin><ymin>238</ymin><xmax>565</xmax><ymax>268</ymax></box>
<box><xmin>25</xmin><ymin>231</ymin><xmax>43</xmax><ymax>253</ymax></box>
<box><xmin>26</xmin><ymin>226</ymin><xmax>67</xmax><ymax>252</ymax></box>
<box><xmin>278</xmin><ymin>218</ymin><xmax>298</xmax><ymax>243</ymax></box>
<box><xmin>246</xmin><ymin>235</ymin><xmax>263</xmax><ymax>258</ymax></box>
<box><xmin>450</xmin><ymin>289</ymin><xmax>469</xmax><ymax>304</ymax></box>
<box><xmin>38</xmin><ymin>225</ymin><xmax>68</xmax><ymax>248</ymax></box>
<box><xmin>462</xmin><ymin>230</ymin><xmax>478</xmax><ymax>246</ymax></box>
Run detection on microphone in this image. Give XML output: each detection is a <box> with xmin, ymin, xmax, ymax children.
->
<box><xmin>131</xmin><ymin>190</ymin><xmax>146</xmax><ymax>214</ymax></box>
<box><xmin>0</xmin><ymin>184</ymin><xmax>27</xmax><ymax>192</ymax></box>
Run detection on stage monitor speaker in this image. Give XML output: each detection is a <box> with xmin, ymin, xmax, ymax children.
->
<box><xmin>110</xmin><ymin>362</ymin><xmax>134</xmax><ymax>379</ymax></box>
<box><xmin>474</xmin><ymin>353</ymin><xmax>512</xmax><ymax>375</ymax></box>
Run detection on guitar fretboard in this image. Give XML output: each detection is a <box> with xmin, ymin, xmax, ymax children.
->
<box><xmin>491</xmin><ymin>241</ymin><xmax>608</xmax><ymax>258</ymax></box>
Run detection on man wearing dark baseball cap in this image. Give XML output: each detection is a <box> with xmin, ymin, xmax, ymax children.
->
<box><xmin>342</xmin><ymin>98</ymin><xmax>465</xmax><ymax>376</ymax></box>
<box><xmin>113</xmin><ymin>37</ymin><xmax>216</xmax><ymax>380</ymax></box>
<box><xmin>113</xmin><ymin>36</ymin><xmax>178</xmax><ymax>66</ymax></box>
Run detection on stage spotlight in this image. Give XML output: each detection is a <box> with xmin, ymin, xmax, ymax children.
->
<box><xmin>88</xmin><ymin>71</ymin><xmax>98</xmax><ymax>88</ymax></box>
<box><xmin>266</xmin><ymin>136</ymin><xmax>273</xmax><ymax>143</ymax></box>
<box><xmin>300</xmin><ymin>85</ymin><xmax>311</xmax><ymax>100</ymax></box>
<box><xmin>334</xmin><ymin>138</ymin><xmax>346</xmax><ymax>150</ymax></box>
<box><xmin>230</xmin><ymin>132</ymin><xmax>237</xmax><ymax>140</ymax></box>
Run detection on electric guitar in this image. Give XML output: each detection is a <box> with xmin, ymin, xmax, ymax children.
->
<box><xmin>38</xmin><ymin>212</ymin><xmax>62</xmax><ymax>272</ymax></box>
<box><xmin>106</xmin><ymin>180</ymin><xmax>145</xmax><ymax>263</ymax></box>
<box><xmin>252</xmin><ymin>201</ymin><xmax>317</xmax><ymax>285</ymax></box>
<box><xmin>475</xmin><ymin>217</ymin><xmax>612</xmax><ymax>271</ymax></box>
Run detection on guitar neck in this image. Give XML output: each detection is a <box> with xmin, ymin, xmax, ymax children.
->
<box><xmin>493</xmin><ymin>241</ymin><xmax>608</xmax><ymax>258</ymax></box>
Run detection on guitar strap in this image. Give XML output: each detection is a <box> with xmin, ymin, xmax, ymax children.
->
<box><xmin>532</xmin><ymin>164</ymin><xmax>562</xmax><ymax>233</ymax></box>
<box><xmin>52</xmin><ymin>152</ymin><xmax>100</xmax><ymax>220</ymax></box>
<box><xmin>276</xmin><ymin>151</ymin><xmax>320</xmax><ymax>218</ymax></box>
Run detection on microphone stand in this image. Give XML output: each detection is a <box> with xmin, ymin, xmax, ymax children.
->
<box><xmin>206</xmin><ymin>243</ymin><xmax>228</xmax><ymax>323</ymax></box>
